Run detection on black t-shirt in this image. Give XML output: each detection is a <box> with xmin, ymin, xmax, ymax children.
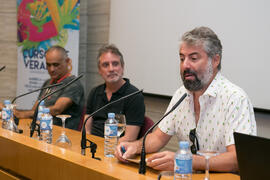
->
<box><xmin>86</xmin><ymin>78</ymin><xmax>145</xmax><ymax>137</ymax></box>
<box><xmin>38</xmin><ymin>75</ymin><xmax>85</xmax><ymax>130</ymax></box>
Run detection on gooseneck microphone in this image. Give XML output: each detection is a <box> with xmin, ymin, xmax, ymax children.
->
<box><xmin>0</xmin><ymin>65</ymin><xmax>6</xmax><ymax>72</ymax></box>
<box><xmin>30</xmin><ymin>74</ymin><xmax>84</xmax><ymax>137</ymax></box>
<box><xmin>12</xmin><ymin>83</ymin><xmax>63</xmax><ymax>104</ymax></box>
<box><xmin>11</xmin><ymin>82</ymin><xmax>63</xmax><ymax>129</ymax></box>
<box><xmin>139</xmin><ymin>93</ymin><xmax>187</xmax><ymax>174</ymax></box>
<box><xmin>81</xmin><ymin>89</ymin><xmax>143</xmax><ymax>158</ymax></box>
<box><xmin>12</xmin><ymin>83</ymin><xmax>63</xmax><ymax>126</ymax></box>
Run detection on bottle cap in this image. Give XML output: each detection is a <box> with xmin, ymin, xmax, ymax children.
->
<box><xmin>43</xmin><ymin>108</ymin><xmax>50</xmax><ymax>113</ymax></box>
<box><xmin>108</xmin><ymin>113</ymin><xmax>115</xmax><ymax>118</ymax></box>
<box><xmin>179</xmin><ymin>141</ymin><xmax>189</xmax><ymax>149</ymax></box>
<box><xmin>40</xmin><ymin>100</ymin><xmax>45</xmax><ymax>106</ymax></box>
<box><xmin>38</xmin><ymin>108</ymin><xmax>44</xmax><ymax>113</ymax></box>
<box><xmin>4</xmin><ymin>100</ymin><xmax>11</xmax><ymax>105</ymax></box>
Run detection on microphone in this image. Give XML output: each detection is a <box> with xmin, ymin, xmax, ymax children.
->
<box><xmin>12</xmin><ymin>83</ymin><xmax>63</xmax><ymax>104</ymax></box>
<box><xmin>0</xmin><ymin>65</ymin><xmax>6</xmax><ymax>71</ymax></box>
<box><xmin>11</xmin><ymin>82</ymin><xmax>63</xmax><ymax>126</ymax></box>
<box><xmin>139</xmin><ymin>93</ymin><xmax>187</xmax><ymax>174</ymax></box>
<box><xmin>30</xmin><ymin>74</ymin><xmax>84</xmax><ymax>137</ymax></box>
<box><xmin>81</xmin><ymin>89</ymin><xmax>144</xmax><ymax>158</ymax></box>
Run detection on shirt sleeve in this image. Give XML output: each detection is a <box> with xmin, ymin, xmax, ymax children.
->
<box><xmin>60</xmin><ymin>81</ymin><xmax>84</xmax><ymax>106</ymax></box>
<box><xmin>158</xmin><ymin>89</ymin><xmax>182</xmax><ymax>135</ymax></box>
<box><xmin>86</xmin><ymin>88</ymin><xmax>96</xmax><ymax>114</ymax></box>
<box><xmin>225</xmin><ymin>92</ymin><xmax>257</xmax><ymax>146</ymax></box>
<box><xmin>124</xmin><ymin>93</ymin><xmax>145</xmax><ymax>126</ymax></box>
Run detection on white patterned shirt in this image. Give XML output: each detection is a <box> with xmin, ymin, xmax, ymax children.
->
<box><xmin>159</xmin><ymin>72</ymin><xmax>256</xmax><ymax>153</ymax></box>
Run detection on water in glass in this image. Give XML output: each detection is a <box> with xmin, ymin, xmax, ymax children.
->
<box><xmin>115</xmin><ymin>114</ymin><xmax>126</xmax><ymax>137</ymax></box>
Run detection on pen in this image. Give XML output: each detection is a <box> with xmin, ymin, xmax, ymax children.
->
<box><xmin>121</xmin><ymin>146</ymin><xmax>126</xmax><ymax>154</ymax></box>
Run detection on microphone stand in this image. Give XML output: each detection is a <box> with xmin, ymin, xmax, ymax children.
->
<box><xmin>11</xmin><ymin>83</ymin><xmax>63</xmax><ymax>126</ymax></box>
<box><xmin>139</xmin><ymin>93</ymin><xmax>187</xmax><ymax>174</ymax></box>
<box><xmin>12</xmin><ymin>83</ymin><xmax>63</xmax><ymax>104</ymax></box>
<box><xmin>30</xmin><ymin>74</ymin><xmax>84</xmax><ymax>137</ymax></box>
<box><xmin>81</xmin><ymin>89</ymin><xmax>143</xmax><ymax>159</ymax></box>
<box><xmin>0</xmin><ymin>65</ymin><xmax>6</xmax><ymax>72</ymax></box>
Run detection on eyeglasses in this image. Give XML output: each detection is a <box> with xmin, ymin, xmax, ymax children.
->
<box><xmin>189</xmin><ymin>128</ymin><xmax>200</xmax><ymax>154</ymax></box>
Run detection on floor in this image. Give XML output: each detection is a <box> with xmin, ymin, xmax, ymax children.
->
<box><xmin>144</xmin><ymin>95</ymin><xmax>270</xmax><ymax>152</ymax></box>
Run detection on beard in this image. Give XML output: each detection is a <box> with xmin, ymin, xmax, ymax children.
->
<box><xmin>106</xmin><ymin>72</ymin><xmax>123</xmax><ymax>83</ymax></box>
<box><xmin>181</xmin><ymin>60</ymin><xmax>213</xmax><ymax>91</ymax></box>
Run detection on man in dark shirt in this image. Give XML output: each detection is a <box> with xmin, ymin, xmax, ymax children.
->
<box><xmin>85</xmin><ymin>44</ymin><xmax>145</xmax><ymax>142</ymax></box>
<box><xmin>14</xmin><ymin>45</ymin><xmax>84</xmax><ymax>130</ymax></box>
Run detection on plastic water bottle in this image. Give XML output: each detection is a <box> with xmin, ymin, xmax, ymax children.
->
<box><xmin>2</xmin><ymin>100</ymin><xmax>13</xmax><ymax>130</ymax></box>
<box><xmin>104</xmin><ymin>112</ymin><xmax>118</xmax><ymax>157</ymax></box>
<box><xmin>174</xmin><ymin>141</ymin><xmax>193</xmax><ymax>180</ymax></box>
<box><xmin>40</xmin><ymin>108</ymin><xmax>52</xmax><ymax>144</ymax></box>
<box><xmin>1</xmin><ymin>107</ymin><xmax>9</xmax><ymax>129</ymax></box>
<box><xmin>37</xmin><ymin>100</ymin><xmax>45</xmax><ymax>123</ymax></box>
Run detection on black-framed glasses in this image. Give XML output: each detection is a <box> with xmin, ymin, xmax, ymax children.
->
<box><xmin>189</xmin><ymin>128</ymin><xmax>200</xmax><ymax>154</ymax></box>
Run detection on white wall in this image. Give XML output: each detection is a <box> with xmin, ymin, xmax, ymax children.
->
<box><xmin>110</xmin><ymin>0</ymin><xmax>270</xmax><ymax>109</ymax></box>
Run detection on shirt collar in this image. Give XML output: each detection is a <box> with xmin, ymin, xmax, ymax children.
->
<box><xmin>50</xmin><ymin>73</ymin><xmax>71</xmax><ymax>84</ymax></box>
<box><xmin>114</xmin><ymin>78</ymin><xmax>130</xmax><ymax>96</ymax></box>
<box><xmin>202</xmin><ymin>72</ymin><xmax>221</xmax><ymax>98</ymax></box>
<box><xmin>98</xmin><ymin>78</ymin><xmax>130</xmax><ymax>96</ymax></box>
<box><xmin>183</xmin><ymin>72</ymin><xmax>221</xmax><ymax>98</ymax></box>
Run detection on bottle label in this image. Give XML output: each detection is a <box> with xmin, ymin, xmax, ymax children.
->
<box><xmin>40</xmin><ymin>118</ymin><xmax>52</xmax><ymax>130</ymax></box>
<box><xmin>2</xmin><ymin>109</ymin><xmax>11</xmax><ymax>122</ymax></box>
<box><xmin>37</xmin><ymin>112</ymin><xmax>42</xmax><ymax>122</ymax></box>
<box><xmin>175</xmin><ymin>159</ymin><xmax>192</xmax><ymax>174</ymax></box>
<box><xmin>105</xmin><ymin>124</ymin><xmax>117</xmax><ymax>136</ymax></box>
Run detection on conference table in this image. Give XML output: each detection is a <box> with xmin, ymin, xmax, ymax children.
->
<box><xmin>0</xmin><ymin>119</ymin><xmax>240</xmax><ymax>180</ymax></box>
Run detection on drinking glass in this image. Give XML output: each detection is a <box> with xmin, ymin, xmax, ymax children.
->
<box><xmin>115</xmin><ymin>114</ymin><xmax>126</xmax><ymax>137</ymax></box>
<box><xmin>55</xmin><ymin>115</ymin><xmax>72</xmax><ymax>148</ymax></box>
<box><xmin>197</xmin><ymin>150</ymin><xmax>219</xmax><ymax>180</ymax></box>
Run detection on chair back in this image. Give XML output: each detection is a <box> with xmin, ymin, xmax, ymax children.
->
<box><xmin>138</xmin><ymin>116</ymin><xmax>154</xmax><ymax>139</ymax></box>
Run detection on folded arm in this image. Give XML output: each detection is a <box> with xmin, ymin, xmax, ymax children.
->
<box><xmin>115</xmin><ymin>127</ymin><xmax>171</xmax><ymax>162</ymax></box>
<box><xmin>119</xmin><ymin>125</ymin><xmax>141</xmax><ymax>143</ymax></box>
<box><xmin>193</xmin><ymin>144</ymin><xmax>238</xmax><ymax>172</ymax></box>
<box><xmin>14</xmin><ymin>97</ymin><xmax>73</xmax><ymax>119</ymax></box>
<box><xmin>13</xmin><ymin>101</ymin><xmax>39</xmax><ymax>119</ymax></box>
<box><xmin>48</xmin><ymin>97</ymin><xmax>73</xmax><ymax>116</ymax></box>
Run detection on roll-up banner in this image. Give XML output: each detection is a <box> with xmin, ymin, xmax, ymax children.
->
<box><xmin>17</xmin><ymin>0</ymin><xmax>80</xmax><ymax>109</ymax></box>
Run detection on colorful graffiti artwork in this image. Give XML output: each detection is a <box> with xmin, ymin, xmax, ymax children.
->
<box><xmin>17</xmin><ymin>0</ymin><xmax>80</xmax><ymax>52</ymax></box>
<box><xmin>16</xmin><ymin>0</ymin><xmax>80</xmax><ymax>109</ymax></box>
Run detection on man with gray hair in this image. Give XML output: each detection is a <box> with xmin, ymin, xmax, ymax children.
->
<box><xmin>84</xmin><ymin>44</ymin><xmax>145</xmax><ymax>142</ymax></box>
<box><xmin>14</xmin><ymin>45</ymin><xmax>84</xmax><ymax>130</ymax></box>
<box><xmin>116</xmin><ymin>27</ymin><xmax>256</xmax><ymax>172</ymax></box>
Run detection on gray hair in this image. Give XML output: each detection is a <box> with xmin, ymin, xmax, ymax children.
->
<box><xmin>45</xmin><ymin>45</ymin><xmax>68</xmax><ymax>60</ymax></box>
<box><xmin>181</xmin><ymin>27</ymin><xmax>222</xmax><ymax>70</ymax></box>
<box><xmin>97</xmin><ymin>44</ymin><xmax>124</xmax><ymax>67</ymax></box>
